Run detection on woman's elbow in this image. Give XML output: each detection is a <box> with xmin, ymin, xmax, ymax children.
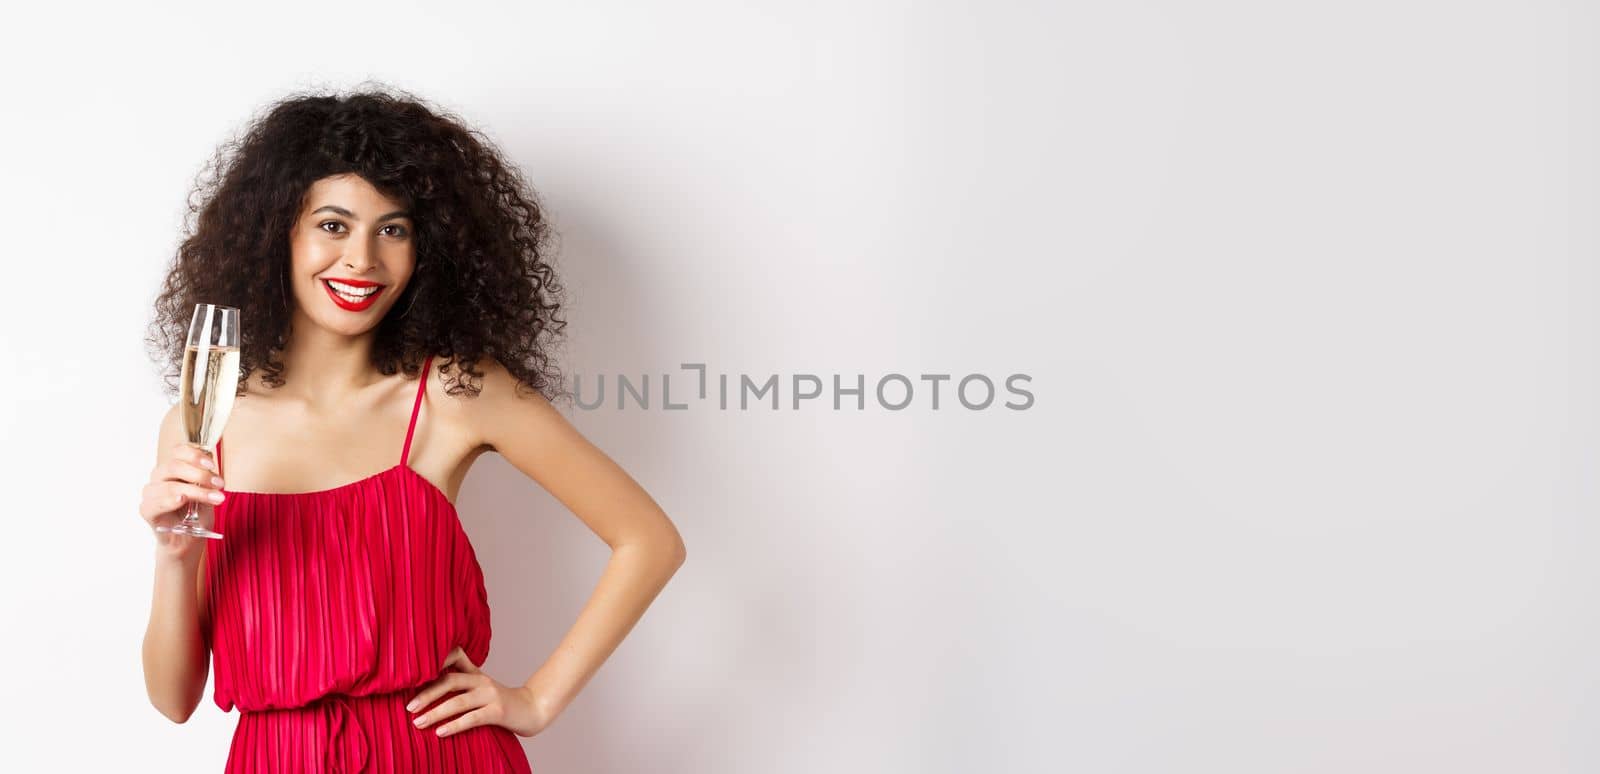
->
<box><xmin>150</xmin><ymin>695</ymin><xmax>197</xmax><ymax>725</ymax></box>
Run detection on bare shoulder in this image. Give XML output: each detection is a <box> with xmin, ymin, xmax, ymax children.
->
<box><xmin>155</xmin><ymin>400</ymin><xmax>186</xmax><ymax>459</ymax></box>
<box><xmin>433</xmin><ymin>355</ymin><xmax>561</xmax><ymax>453</ymax></box>
<box><xmin>158</xmin><ymin>398</ymin><xmax>182</xmax><ymax>434</ymax></box>
<box><xmin>435</xmin><ymin>355</ymin><xmax>552</xmax><ymax>407</ymax></box>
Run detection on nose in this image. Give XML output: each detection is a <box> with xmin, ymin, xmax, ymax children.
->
<box><xmin>342</xmin><ymin>239</ymin><xmax>377</xmax><ymax>272</ymax></box>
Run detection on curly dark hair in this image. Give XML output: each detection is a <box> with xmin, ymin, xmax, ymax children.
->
<box><xmin>147</xmin><ymin>84</ymin><xmax>569</xmax><ymax>403</ymax></box>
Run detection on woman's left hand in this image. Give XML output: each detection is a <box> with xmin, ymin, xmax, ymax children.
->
<box><xmin>407</xmin><ymin>646</ymin><xmax>552</xmax><ymax>738</ymax></box>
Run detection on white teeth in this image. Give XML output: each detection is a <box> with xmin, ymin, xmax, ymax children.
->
<box><xmin>325</xmin><ymin>280</ymin><xmax>380</xmax><ymax>299</ymax></box>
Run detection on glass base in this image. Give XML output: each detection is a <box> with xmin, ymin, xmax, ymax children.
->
<box><xmin>156</xmin><ymin>522</ymin><xmax>224</xmax><ymax>540</ymax></box>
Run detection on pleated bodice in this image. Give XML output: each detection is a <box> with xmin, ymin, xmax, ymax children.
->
<box><xmin>203</xmin><ymin>461</ymin><xmax>494</xmax><ymax>712</ymax></box>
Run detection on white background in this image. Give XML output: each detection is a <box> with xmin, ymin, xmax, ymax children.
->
<box><xmin>1</xmin><ymin>1</ymin><xmax>1595</xmax><ymax>772</ymax></box>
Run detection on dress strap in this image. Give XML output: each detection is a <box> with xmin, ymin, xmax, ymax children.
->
<box><xmin>400</xmin><ymin>354</ymin><xmax>433</xmax><ymax>466</ymax></box>
<box><xmin>215</xmin><ymin>436</ymin><xmax>225</xmax><ymax>478</ymax></box>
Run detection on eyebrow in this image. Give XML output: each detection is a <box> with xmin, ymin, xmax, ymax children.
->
<box><xmin>311</xmin><ymin>205</ymin><xmax>412</xmax><ymax>221</ymax></box>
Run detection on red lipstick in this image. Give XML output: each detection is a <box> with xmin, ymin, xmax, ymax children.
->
<box><xmin>321</xmin><ymin>277</ymin><xmax>386</xmax><ymax>312</ymax></box>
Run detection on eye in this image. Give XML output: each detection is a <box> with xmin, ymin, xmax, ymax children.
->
<box><xmin>380</xmin><ymin>224</ymin><xmax>409</xmax><ymax>238</ymax></box>
<box><xmin>319</xmin><ymin>220</ymin><xmax>347</xmax><ymax>234</ymax></box>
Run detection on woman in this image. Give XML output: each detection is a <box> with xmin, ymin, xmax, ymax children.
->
<box><xmin>138</xmin><ymin>87</ymin><xmax>687</xmax><ymax>772</ymax></box>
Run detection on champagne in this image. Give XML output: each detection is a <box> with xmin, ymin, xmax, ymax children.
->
<box><xmin>181</xmin><ymin>345</ymin><xmax>240</xmax><ymax>447</ymax></box>
<box><xmin>159</xmin><ymin>303</ymin><xmax>240</xmax><ymax>541</ymax></box>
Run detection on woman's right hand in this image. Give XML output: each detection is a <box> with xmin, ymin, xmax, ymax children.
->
<box><xmin>140</xmin><ymin>441</ymin><xmax>227</xmax><ymax>563</ymax></box>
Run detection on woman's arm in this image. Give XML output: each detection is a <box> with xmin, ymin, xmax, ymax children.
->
<box><xmin>468</xmin><ymin>361</ymin><xmax>688</xmax><ymax>722</ymax></box>
<box><xmin>140</xmin><ymin>403</ymin><xmax>213</xmax><ymax>723</ymax></box>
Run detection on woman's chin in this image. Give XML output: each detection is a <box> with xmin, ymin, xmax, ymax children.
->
<box><xmin>309</xmin><ymin>309</ymin><xmax>388</xmax><ymax>337</ymax></box>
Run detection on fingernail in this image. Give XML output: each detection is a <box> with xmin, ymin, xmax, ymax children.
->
<box><xmin>406</xmin><ymin>701</ymin><xmax>418</xmax><ymax>712</ymax></box>
<box><xmin>413</xmin><ymin>716</ymin><xmax>425</xmax><ymax>727</ymax></box>
<box><xmin>201</xmin><ymin>458</ymin><xmax>216</xmax><ymax>472</ymax></box>
<box><xmin>208</xmin><ymin>491</ymin><xmax>225</xmax><ymax>504</ymax></box>
<box><xmin>436</xmin><ymin>727</ymin><xmax>447</xmax><ymax>736</ymax></box>
<box><xmin>212</xmin><ymin>476</ymin><xmax>225</xmax><ymax>488</ymax></box>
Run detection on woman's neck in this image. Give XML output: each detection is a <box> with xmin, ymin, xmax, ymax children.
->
<box><xmin>273</xmin><ymin>317</ymin><xmax>387</xmax><ymax>400</ymax></box>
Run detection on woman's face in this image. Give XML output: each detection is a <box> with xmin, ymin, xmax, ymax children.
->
<box><xmin>288</xmin><ymin>173</ymin><xmax>416</xmax><ymax>336</ymax></box>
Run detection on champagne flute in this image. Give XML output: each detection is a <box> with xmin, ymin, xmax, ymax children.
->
<box><xmin>156</xmin><ymin>304</ymin><xmax>240</xmax><ymax>540</ymax></box>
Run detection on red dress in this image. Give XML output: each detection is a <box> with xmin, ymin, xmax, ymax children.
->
<box><xmin>204</xmin><ymin>354</ymin><xmax>531</xmax><ymax>773</ymax></box>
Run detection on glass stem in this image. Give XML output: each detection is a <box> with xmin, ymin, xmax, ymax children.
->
<box><xmin>180</xmin><ymin>442</ymin><xmax>206</xmax><ymax>526</ymax></box>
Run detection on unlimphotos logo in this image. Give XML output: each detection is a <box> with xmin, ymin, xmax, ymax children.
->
<box><xmin>570</xmin><ymin>363</ymin><xmax>1035</xmax><ymax>411</ymax></box>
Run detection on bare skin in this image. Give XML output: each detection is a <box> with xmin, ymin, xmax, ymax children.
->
<box><xmin>140</xmin><ymin>174</ymin><xmax>687</xmax><ymax>738</ymax></box>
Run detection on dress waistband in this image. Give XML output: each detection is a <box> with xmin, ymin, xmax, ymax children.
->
<box><xmin>239</xmin><ymin>691</ymin><xmax>413</xmax><ymax>774</ymax></box>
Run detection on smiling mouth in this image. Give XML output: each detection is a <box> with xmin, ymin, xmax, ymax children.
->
<box><xmin>321</xmin><ymin>279</ymin><xmax>386</xmax><ymax>309</ymax></box>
